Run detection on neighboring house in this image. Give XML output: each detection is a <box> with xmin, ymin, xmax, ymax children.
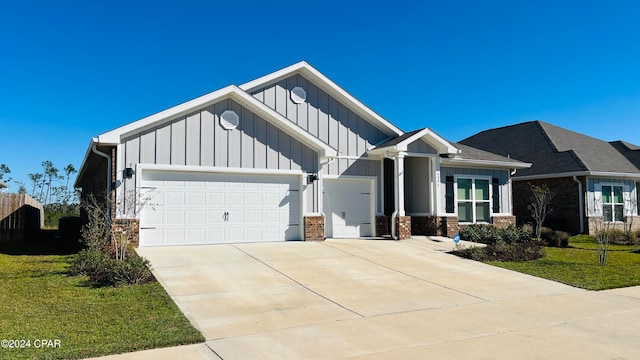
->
<box><xmin>461</xmin><ymin>120</ymin><xmax>640</xmax><ymax>234</ymax></box>
<box><xmin>75</xmin><ymin>62</ymin><xmax>529</xmax><ymax>247</ymax></box>
<box><xmin>0</xmin><ymin>181</ymin><xmax>7</xmax><ymax>190</ymax></box>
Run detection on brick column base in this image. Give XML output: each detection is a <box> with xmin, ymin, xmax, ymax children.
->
<box><xmin>396</xmin><ymin>216</ymin><xmax>411</xmax><ymax>240</ymax></box>
<box><xmin>304</xmin><ymin>215</ymin><xmax>325</xmax><ymax>241</ymax></box>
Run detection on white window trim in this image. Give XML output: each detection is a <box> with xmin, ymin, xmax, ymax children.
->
<box><xmin>593</xmin><ymin>182</ymin><xmax>632</xmax><ymax>223</ymax></box>
<box><xmin>454</xmin><ymin>175</ymin><xmax>493</xmax><ymax>224</ymax></box>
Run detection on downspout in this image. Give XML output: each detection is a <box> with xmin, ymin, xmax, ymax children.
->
<box><xmin>573</xmin><ymin>176</ymin><xmax>585</xmax><ymax>233</ymax></box>
<box><xmin>92</xmin><ymin>143</ymin><xmax>112</xmax><ymax>218</ymax></box>
<box><xmin>384</xmin><ymin>151</ymin><xmax>398</xmax><ymax>240</ymax></box>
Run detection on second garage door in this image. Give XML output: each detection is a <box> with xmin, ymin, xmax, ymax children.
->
<box><xmin>323</xmin><ymin>178</ymin><xmax>373</xmax><ymax>238</ymax></box>
<box><xmin>139</xmin><ymin>170</ymin><xmax>301</xmax><ymax>247</ymax></box>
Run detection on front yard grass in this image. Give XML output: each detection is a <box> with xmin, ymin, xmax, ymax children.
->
<box><xmin>0</xmin><ymin>241</ymin><xmax>204</xmax><ymax>360</ymax></box>
<box><xmin>488</xmin><ymin>235</ymin><xmax>640</xmax><ymax>290</ymax></box>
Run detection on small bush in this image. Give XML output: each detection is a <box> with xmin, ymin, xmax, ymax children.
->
<box><xmin>72</xmin><ymin>249</ymin><xmax>154</xmax><ymax>287</ymax></box>
<box><xmin>539</xmin><ymin>227</ymin><xmax>553</xmax><ymax>241</ymax></box>
<box><xmin>553</xmin><ymin>231</ymin><xmax>570</xmax><ymax>248</ymax></box>
<box><xmin>460</xmin><ymin>224</ymin><xmax>532</xmax><ymax>245</ymax></box>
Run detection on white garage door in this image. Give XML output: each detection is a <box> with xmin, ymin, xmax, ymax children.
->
<box><xmin>139</xmin><ymin>170</ymin><xmax>300</xmax><ymax>247</ymax></box>
<box><xmin>323</xmin><ymin>178</ymin><xmax>373</xmax><ymax>238</ymax></box>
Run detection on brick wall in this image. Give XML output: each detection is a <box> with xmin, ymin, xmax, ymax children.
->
<box><xmin>513</xmin><ymin>177</ymin><xmax>584</xmax><ymax>234</ymax></box>
<box><xmin>440</xmin><ymin>216</ymin><xmax>459</xmax><ymax>238</ymax></box>
<box><xmin>411</xmin><ymin>216</ymin><xmax>438</xmax><ymax>236</ymax></box>
<box><xmin>112</xmin><ymin>218</ymin><xmax>140</xmax><ymax>248</ymax></box>
<box><xmin>586</xmin><ymin>216</ymin><xmax>640</xmax><ymax>235</ymax></box>
<box><xmin>376</xmin><ymin>215</ymin><xmax>390</xmax><ymax>236</ymax></box>
<box><xmin>304</xmin><ymin>215</ymin><xmax>325</xmax><ymax>241</ymax></box>
<box><xmin>492</xmin><ymin>215</ymin><xmax>516</xmax><ymax>229</ymax></box>
<box><xmin>396</xmin><ymin>216</ymin><xmax>411</xmax><ymax>240</ymax></box>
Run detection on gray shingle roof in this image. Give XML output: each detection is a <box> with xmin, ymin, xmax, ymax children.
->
<box><xmin>374</xmin><ymin>128</ymin><xmax>425</xmax><ymax>149</ymax></box>
<box><xmin>453</xmin><ymin>142</ymin><xmax>525</xmax><ymax>164</ymax></box>
<box><xmin>610</xmin><ymin>140</ymin><xmax>640</xmax><ymax>169</ymax></box>
<box><xmin>460</xmin><ymin>120</ymin><xmax>640</xmax><ymax>177</ymax></box>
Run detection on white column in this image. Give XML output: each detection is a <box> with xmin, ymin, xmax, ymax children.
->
<box><xmin>432</xmin><ymin>157</ymin><xmax>441</xmax><ymax>216</ymax></box>
<box><xmin>395</xmin><ymin>153</ymin><xmax>405</xmax><ymax>216</ymax></box>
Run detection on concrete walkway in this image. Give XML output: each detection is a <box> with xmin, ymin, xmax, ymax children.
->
<box><xmin>91</xmin><ymin>237</ymin><xmax>640</xmax><ymax>359</ymax></box>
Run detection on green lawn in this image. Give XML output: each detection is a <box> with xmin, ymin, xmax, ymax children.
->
<box><xmin>488</xmin><ymin>236</ymin><xmax>640</xmax><ymax>290</ymax></box>
<box><xmin>0</xmin><ymin>241</ymin><xmax>204</xmax><ymax>360</ymax></box>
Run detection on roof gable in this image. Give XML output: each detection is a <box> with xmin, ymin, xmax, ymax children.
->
<box><xmin>96</xmin><ymin>85</ymin><xmax>337</xmax><ymax>158</ymax></box>
<box><xmin>240</xmin><ymin>61</ymin><xmax>403</xmax><ymax>138</ymax></box>
<box><xmin>368</xmin><ymin>128</ymin><xmax>459</xmax><ymax>155</ymax></box>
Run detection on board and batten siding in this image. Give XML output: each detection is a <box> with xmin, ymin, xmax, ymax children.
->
<box><xmin>249</xmin><ymin>74</ymin><xmax>391</xmax><ymax>162</ymax></box>
<box><xmin>122</xmin><ymin>99</ymin><xmax>319</xmax><ymax>173</ymax></box>
<box><xmin>120</xmin><ymin>99</ymin><xmax>320</xmax><ymax>213</ymax></box>
<box><xmin>439</xmin><ymin>167</ymin><xmax>511</xmax><ymax>216</ymax></box>
<box><xmin>407</xmin><ymin>140</ymin><xmax>438</xmax><ymax>154</ymax></box>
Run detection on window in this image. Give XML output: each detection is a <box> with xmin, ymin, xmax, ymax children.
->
<box><xmin>457</xmin><ymin>178</ymin><xmax>491</xmax><ymax>223</ymax></box>
<box><xmin>602</xmin><ymin>185</ymin><xmax>624</xmax><ymax>222</ymax></box>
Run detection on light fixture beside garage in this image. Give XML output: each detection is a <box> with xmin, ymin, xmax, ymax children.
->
<box><xmin>290</xmin><ymin>86</ymin><xmax>306</xmax><ymax>104</ymax></box>
<box><xmin>220</xmin><ymin>110</ymin><xmax>240</xmax><ymax>130</ymax></box>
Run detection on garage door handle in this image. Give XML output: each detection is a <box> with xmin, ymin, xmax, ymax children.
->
<box><xmin>222</xmin><ymin>212</ymin><xmax>229</xmax><ymax>221</ymax></box>
<box><xmin>341</xmin><ymin>211</ymin><xmax>346</xmax><ymax>220</ymax></box>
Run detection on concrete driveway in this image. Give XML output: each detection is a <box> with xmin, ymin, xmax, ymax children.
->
<box><xmin>133</xmin><ymin>237</ymin><xmax>640</xmax><ymax>359</ymax></box>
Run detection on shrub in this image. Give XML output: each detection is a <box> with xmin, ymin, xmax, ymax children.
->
<box><xmin>539</xmin><ymin>227</ymin><xmax>553</xmax><ymax>241</ymax></box>
<box><xmin>553</xmin><ymin>231</ymin><xmax>570</xmax><ymax>248</ymax></box>
<box><xmin>460</xmin><ymin>224</ymin><xmax>532</xmax><ymax>245</ymax></box>
<box><xmin>72</xmin><ymin>249</ymin><xmax>154</xmax><ymax>287</ymax></box>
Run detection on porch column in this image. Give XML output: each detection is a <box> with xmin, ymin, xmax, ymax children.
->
<box><xmin>395</xmin><ymin>153</ymin><xmax>405</xmax><ymax>216</ymax></box>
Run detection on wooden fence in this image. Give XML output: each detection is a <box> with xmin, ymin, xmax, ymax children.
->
<box><xmin>0</xmin><ymin>193</ymin><xmax>44</xmax><ymax>242</ymax></box>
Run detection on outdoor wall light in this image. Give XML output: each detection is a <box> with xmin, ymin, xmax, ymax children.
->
<box><xmin>124</xmin><ymin>167</ymin><xmax>135</xmax><ymax>179</ymax></box>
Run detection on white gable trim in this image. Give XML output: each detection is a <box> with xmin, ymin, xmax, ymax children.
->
<box><xmin>368</xmin><ymin>128</ymin><xmax>459</xmax><ymax>156</ymax></box>
<box><xmin>96</xmin><ymin>85</ymin><xmax>337</xmax><ymax>158</ymax></box>
<box><xmin>240</xmin><ymin>61</ymin><xmax>404</xmax><ymax>137</ymax></box>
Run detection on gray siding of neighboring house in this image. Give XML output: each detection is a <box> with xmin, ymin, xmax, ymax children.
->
<box><xmin>120</xmin><ymin>98</ymin><xmax>320</xmax><ymax>212</ymax></box>
<box><xmin>586</xmin><ymin>178</ymin><xmax>638</xmax><ymax>216</ymax></box>
<box><xmin>440</xmin><ymin>167</ymin><xmax>511</xmax><ymax>216</ymax></box>
<box><xmin>249</xmin><ymin>74</ymin><xmax>391</xmax><ymax>165</ymax></box>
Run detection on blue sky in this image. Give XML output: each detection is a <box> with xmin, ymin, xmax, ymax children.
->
<box><xmin>1</xmin><ymin>0</ymin><xmax>639</xmax><ymax>190</ymax></box>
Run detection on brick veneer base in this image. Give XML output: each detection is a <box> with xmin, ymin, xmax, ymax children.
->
<box><xmin>304</xmin><ymin>215</ymin><xmax>325</xmax><ymax>241</ymax></box>
<box><xmin>492</xmin><ymin>215</ymin><xmax>516</xmax><ymax>229</ymax></box>
<box><xmin>111</xmin><ymin>218</ymin><xmax>140</xmax><ymax>248</ymax></box>
<box><xmin>396</xmin><ymin>216</ymin><xmax>411</xmax><ymax>240</ymax></box>
<box><xmin>440</xmin><ymin>216</ymin><xmax>459</xmax><ymax>238</ymax></box>
<box><xmin>376</xmin><ymin>216</ymin><xmax>390</xmax><ymax>236</ymax></box>
<box><xmin>411</xmin><ymin>216</ymin><xmax>438</xmax><ymax>236</ymax></box>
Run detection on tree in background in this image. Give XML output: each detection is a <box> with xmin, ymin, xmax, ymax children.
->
<box><xmin>0</xmin><ymin>164</ymin><xmax>11</xmax><ymax>182</ymax></box>
<box><xmin>529</xmin><ymin>182</ymin><xmax>554</xmax><ymax>240</ymax></box>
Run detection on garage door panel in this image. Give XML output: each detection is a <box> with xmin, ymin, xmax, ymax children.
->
<box><xmin>324</xmin><ymin>179</ymin><xmax>372</xmax><ymax>238</ymax></box>
<box><xmin>139</xmin><ymin>170</ymin><xmax>300</xmax><ymax>246</ymax></box>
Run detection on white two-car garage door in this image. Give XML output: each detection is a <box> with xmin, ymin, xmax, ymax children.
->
<box><xmin>139</xmin><ymin>170</ymin><xmax>301</xmax><ymax>247</ymax></box>
<box><xmin>323</xmin><ymin>178</ymin><xmax>373</xmax><ymax>238</ymax></box>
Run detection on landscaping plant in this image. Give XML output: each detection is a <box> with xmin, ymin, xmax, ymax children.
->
<box><xmin>528</xmin><ymin>182</ymin><xmax>554</xmax><ymax>240</ymax></box>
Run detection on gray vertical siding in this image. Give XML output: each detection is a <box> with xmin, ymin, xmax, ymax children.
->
<box><xmin>405</xmin><ymin>157</ymin><xmax>431</xmax><ymax>214</ymax></box>
<box><xmin>122</xmin><ymin>99</ymin><xmax>319</xmax><ymax>174</ymax></box>
<box><xmin>249</xmin><ymin>74</ymin><xmax>391</xmax><ymax>162</ymax></box>
<box><xmin>407</xmin><ymin>140</ymin><xmax>437</xmax><ymax>154</ymax></box>
<box><xmin>440</xmin><ymin>166</ymin><xmax>511</xmax><ymax>215</ymax></box>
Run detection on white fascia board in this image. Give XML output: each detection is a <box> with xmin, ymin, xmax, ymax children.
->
<box><xmin>97</xmin><ymin>85</ymin><xmax>238</xmax><ymax>143</ymax></box>
<box><xmin>440</xmin><ymin>158</ymin><xmax>532</xmax><ymax>170</ymax></box>
<box><xmin>240</xmin><ymin>61</ymin><xmax>404</xmax><ymax>137</ymax></box>
<box><xmin>401</xmin><ymin>128</ymin><xmax>459</xmax><ymax>154</ymax></box>
<box><xmin>513</xmin><ymin>171</ymin><xmax>640</xmax><ymax>181</ymax></box>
